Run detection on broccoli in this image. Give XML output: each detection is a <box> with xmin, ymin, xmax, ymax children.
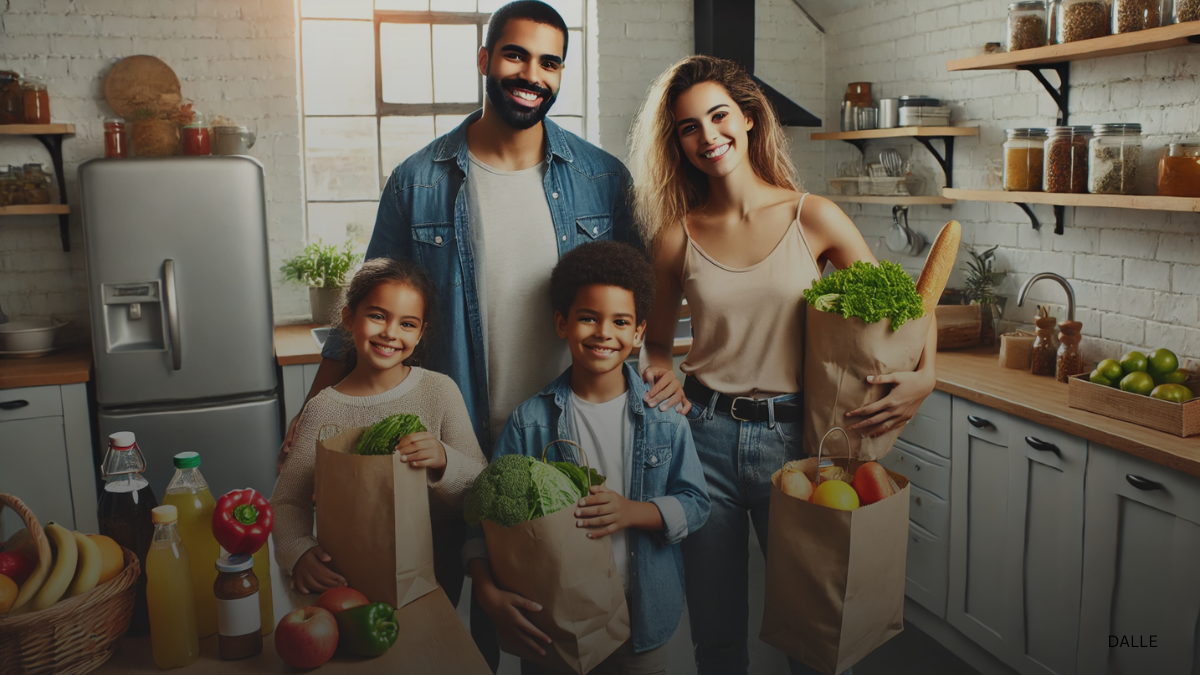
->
<box><xmin>804</xmin><ymin>260</ymin><xmax>925</xmax><ymax>330</ymax></box>
<box><xmin>463</xmin><ymin>454</ymin><xmax>536</xmax><ymax>528</ymax></box>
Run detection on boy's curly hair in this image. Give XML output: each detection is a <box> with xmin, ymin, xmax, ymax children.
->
<box><xmin>549</xmin><ymin>241</ymin><xmax>656</xmax><ymax>322</ymax></box>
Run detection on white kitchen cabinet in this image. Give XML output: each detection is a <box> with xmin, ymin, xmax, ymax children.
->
<box><xmin>0</xmin><ymin>383</ymin><xmax>99</xmax><ymax>537</ymax></box>
<box><xmin>1076</xmin><ymin>443</ymin><xmax>1200</xmax><ymax>675</ymax></box>
<box><xmin>280</xmin><ymin>362</ymin><xmax>323</xmax><ymax>428</ymax></box>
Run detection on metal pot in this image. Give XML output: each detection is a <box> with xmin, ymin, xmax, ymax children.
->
<box><xmin>212</xmin><ymin>125</ymin><xmax>256</xmax><ymax>155</ymax></box>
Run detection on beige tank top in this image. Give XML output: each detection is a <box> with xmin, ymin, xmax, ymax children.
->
<box><xmin>680</xmin><ymin>193</ymin><xmax>823</xmax><ymax>396</ymax></box>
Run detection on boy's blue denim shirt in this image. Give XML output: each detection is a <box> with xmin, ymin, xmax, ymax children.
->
<box><xmin>321</xmin><ymin>111</ymin><xmax>637</xmax><ymax>452</ymax></box>
<box><xmin>464</xmin><ymin>363</ymin><xmax>711</xmax><ymax>653</ymax></box>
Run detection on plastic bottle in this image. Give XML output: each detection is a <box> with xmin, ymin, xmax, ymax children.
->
<box><xmin>147</xmin><ymin>505</ymin><xmax>200</xmax><ymax>669</ymax></box>
<box><xmin>97</xmin><ymin>431</ymin><xmax>158</xmax><ymax>636</ymax></box>
<box><xmin>162</xmin><ymin>452</ymin><xmax>219</xmax><ymax>638</ymax></box>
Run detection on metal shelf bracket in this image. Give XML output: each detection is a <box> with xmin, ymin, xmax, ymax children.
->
<box><xmin>1017</xmin><ymin>62</ymin><xmax>1070</xmax><ymax>125</ymax></box>
<box><xmin>915</xmin><ymin>136</ymin><xmax>957</xmax><ymax>189</ymax></box>
<box><xmin>32</xmin><ymin>133</ymin><xmax>69</xmax><ymax>251</ymax></box>
<box><xmin>1015</xmin><ymin>203</ymin><xmax>1066</xmax><ymax>234</ymax></box>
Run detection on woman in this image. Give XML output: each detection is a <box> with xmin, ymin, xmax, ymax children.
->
<box><xmin>630</xmin><ymin>55</ymin><xmax>937</xmax><ymax>675</ymax></box>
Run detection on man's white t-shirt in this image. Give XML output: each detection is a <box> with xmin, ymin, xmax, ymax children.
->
<box><xmin>466</xmin><ymin>153</ymin><xmax>572</xmax><ymax>444</ymax></box>
<box><xmin>570</xmin><ymin>390</ymin><xmax>633</xmax><ymax>591</ymax></box>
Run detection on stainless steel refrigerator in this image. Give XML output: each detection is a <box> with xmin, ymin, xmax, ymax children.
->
<box><xmin>80</xmin><ymin>156</ymin><xmax>281</xmax><ymax>499</ymax></box>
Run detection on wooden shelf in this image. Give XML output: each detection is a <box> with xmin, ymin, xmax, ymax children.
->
<box><xmin>811</xmin><ymin>127</ymin><xmax>979</xmax><ymax>141</ymax></box>
<box><xmin>0</xmin><ymin>124</ymin><xmax>75</xmax><ymax>135</ymax></box>
<box><xmin>947</xmin><ymin>22</ymin><xmax>1200</xmax><ymax>71</ymax></box>
<box><xmin>942</xmin><ymin>189</ymin><xmax>1200</xmax><ymax>212</ymax></box>
<box><xmin>0</xmin><ymin>204</ymin><xmax>70</xmax><ymax>216</ymax></box>
<box><xmin>825</xmin><ymin>195</ymin><xmax>956</xmax><ymax>205</ymax></box>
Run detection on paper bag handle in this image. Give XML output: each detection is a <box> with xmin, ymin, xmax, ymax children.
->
<box><xmin>541</xmin><ymin>439</ymin><xmax>595</xmax><ymax>491</ymax></box>
<box><xmin>815</xmin><ymin>427</ymin><xmax>851</xmax><ymax>486</ymax></box>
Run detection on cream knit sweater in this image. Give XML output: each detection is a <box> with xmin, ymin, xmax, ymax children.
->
<box><xmin>271</xmin><ymin>367</ymin><xmax>486</xmax><ymax>574</ymax></box>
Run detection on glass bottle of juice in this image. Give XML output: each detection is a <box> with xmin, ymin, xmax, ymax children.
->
<box><xmin>147</xmin><ymin>505</ymin><xmax>200</xmax><ymax>669</ymax></box>
<box><xmin>98</xmin><ymin>431</ymin><xmax>159</xmax><ymax>636</ymax></box>
<box><xmin>252</xmin><ymin>541</ymin><xmax>274</xmax><ymax>635</ymax></box>
<box><xmin>162</xmin><ymin>452</ymin><xmax>219</xmax><ymax>638</ymax></box>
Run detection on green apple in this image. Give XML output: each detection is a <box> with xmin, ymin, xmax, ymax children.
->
<box><xmin>1120</xmin><ymin>351</ymin><xmax>1148</xmax><ymax>375</ymax></box>
<box><xmin>1119</xmin><ymin>371</ymin><xmax>1155</xmax><ymax>396</ymax></box>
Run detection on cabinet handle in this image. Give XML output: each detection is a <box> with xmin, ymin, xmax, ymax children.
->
<box><xmin>1025</xmin><ymin>436</ymin><xmax>1061</xmax><ymax>456</ymax></box>
<box><xmin>1125</xmin><ymin>474</ymin><xmax>1164</xmax><ymax>491</ymax></box>
<box><xmin>0</xmin><ymin>399</ymin><xmax>30</xmax><ymax>410</ymax></box>
<box><xmin>967</xmin><ymin>415</ymin><xmax>994</xmax><ymax>429</ymax></box>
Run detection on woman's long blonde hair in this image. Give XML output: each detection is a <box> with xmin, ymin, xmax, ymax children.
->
<box><xmin>628</xmin><ymin>55</ymin><xmax>801</xmax><ymax>252</ymax></box>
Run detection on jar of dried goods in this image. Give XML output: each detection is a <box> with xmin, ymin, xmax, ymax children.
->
<box><xmin>0</xmin><ymin>71</ymin><xmax>22</xmax><ymax>125</ymax></box>
<box><xmin>22</xmin><ymin>163</ymin><xmax>51</xmax><ymax>205</ymax></box>
<box><xmin>104</xmin><ymin>117</ymin><xmax>128</xmax><ymax>159</ymax></box>
<box><xmin>1175</xmin><ymin>0</ymin><xmax>1200</xmax><ymax>23</ymax></box>
<box><xmin>1158</xmin><ymin>141</ymin><xmax>1200</xmax><ymax>197</ymax></box>
<box><xmin>1009</xmin><ymin>1</ymin><xmax>1049</xmax><ymax>50</ymax></box>
<box><xmin>1089</xmin><ymin>123</ymin><xmax>1142</xmax><ymax>194</ymax></box>
<box><xmin>0</xmin><ymin>166</ymin><xmax>11</xmax><ymax>207</ymax></box>
<box><xmin>1055</xmin><ymin>321</ymin><xmax>1085</xmax><ymax>382</ymax></box>
<box><xmin>1113</xmin><ymin>0</ymin><xmax>1162</xmax><ymax>31</ymax></box>
<box><xmin>5</xmin><ymin>166</ymin><xmax>27</xmax><ymax>206</ymax></box>
<box><xmin>21</xmin><ymin>78</ymin><xmax>50</xmax><ymax>125</ymax></box>
<box><xmin>1005</xmin><ymin>128</ymin><xmax>1049</xmax><ymax>192</ymax></box>
<box><xmin>1044</xmin><ymin>126</ymin><xmax>1092</xmax><ymax>193</ymax></box>
<box><xmin>1047</xmin><ymin>0</ymin><xmax>1063</xmax><ymax>42</ymax></box>
<box><xmin>1031</xmin><ymin>310</ymin><xmax>1058</xmax><ymax>377</ymax></box>
<box><xmin>1059</xmin><ymin>0</ymin><xmax>1112</xmax><ymax>41</ymax></box>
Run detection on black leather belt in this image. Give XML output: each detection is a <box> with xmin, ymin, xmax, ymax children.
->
<box><xmin>683</xmin><ymin>376</ymin><xmax>801</xmax><ymax>423</ymax></box>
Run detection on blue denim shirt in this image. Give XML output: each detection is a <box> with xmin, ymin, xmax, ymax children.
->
<box><xmin>467</xmin><ymin>363</ymin><xmax>711</xmax><ymax>652</ymax></box>
<box><xmin>321</xmin><ymin>111</ymin><xmax>637</xmax><ymax>451</ymax></box>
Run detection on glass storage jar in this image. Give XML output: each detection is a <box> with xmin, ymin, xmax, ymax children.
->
<box><xmin>1044</xmin><ymin>126</ymin><xmax>1092</xmax><ymax>193</ymax></box>
<box><xmin>0</xmin><ymin>166</ymin><xmax>11</xmax><ymax>207</ymax></box>
<box><xmin>22</xmin><ymin>163</ymin><xmax>51</xmax><ymax>205</ymax></box>
<box><xmin>1009</xmin><ymin>2</ymin><xmax>1049</xmax><ymax>50</ymax></box>
<box><xmin>6</xmin><ymin>166</ymin><xmax>27</xmax><ymax>206</ymax></box>
<box><xmin>1113</xmin><ymin>0</ymin><xmax>1163</xmax><ymax>31</ymax></box>
<box><xmin>1157</xmin><ymin>141</ymin><xmax>1200</xmax><ymax>197</ymax></box>
<box><xmin>1048</xmin><ymin>0</ymin><xmax>1063</xmax><ymax>43</ymax></box>
<box><xmin>1005</xmin><ymin>128</ymin><xmax>1049</xmax><ymax>191</ymax></box>
<box><xmin>1059</xmin><ymin>0</ymin><xmax>1112</xmax><ymax>41</ymax></box>
<box><xmin>1175</xmin><ymin>0</ymin><xmax>1200</xmax><ymax>22</ymax></box>
<box><xmin>20</xmin><ymin>78</ymin><xmax>49</xmax><ymax>125</ymax></box>
<box><xmin>0</xmin><ymin>71</ymin><xmax>22</xmax><ymax>125</ymax></box>
<box><xmin>1089</xmin><ymin>123</ymin><xmax>1142</xmax><ymax>194</ymax></box>
<box><xmin>104</xmin><ymin>117</ymin><xmax>127</xmax><ymax>159</ymax></box>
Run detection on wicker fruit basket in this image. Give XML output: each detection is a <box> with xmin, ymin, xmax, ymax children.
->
<box><xmin>0</xmin><ymin>494</ymin><xmax>140</xmax><ymax>675</ymax></box>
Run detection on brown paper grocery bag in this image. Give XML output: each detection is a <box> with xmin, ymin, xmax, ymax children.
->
<box><xmin>804</xmin><ymin>304</ymin><xmax>933</xmax><ymax>461</ymax></box>
<box><xmin>483</xmin><ymin>501</ymin><xmax>631</xmax><ymax>675</ymax></box>
<box><xmin>760</xmin><ymin>458</ymin><xmax>910</xmax><ymax>675</ymax></box>
<box><xmin>314</xmin><ymin>426</ymin><xmax>438</xmax><ymax>609</ymax></box>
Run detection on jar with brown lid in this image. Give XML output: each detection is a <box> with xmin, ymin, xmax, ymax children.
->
<box><xmin>1055</xmin><ymin>321</ymin><xmax>1084</xmax><ymax>382</ymax></box>
<box><xmin>214</xmin><ymin>553</ymin><xmax>263</xmax><ymax>660</ymax></box>
<box><xmin>1031</xmin><ymin>310</ymin><xmax>1058</xmax><ymax>376</ymax></box>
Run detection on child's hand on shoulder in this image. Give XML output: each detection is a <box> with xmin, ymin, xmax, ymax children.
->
<box><xmin>396</xmin><ymin>432</ymin><xmax>447</xmax><ymax>471</ymax></box>
<box><xmin>575</xmin><ymin>485</ymin><xmax>662</xmax><ymax>537</ymax></box>
<box><xmin>292</xmin><ymin>545</ymin><xmax>346</xmax><ymax>595</ymax></box>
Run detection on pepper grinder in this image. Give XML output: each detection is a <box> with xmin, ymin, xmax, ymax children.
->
<box><xmin>1030</xmin><ymin>306</ymin><xmax>1058</xmax><ymax>377</ymax></box>
<box><xmin>1056</xmin><ymin>320</ymin><xmax>1084</xmax><ymax>382</ymax></box>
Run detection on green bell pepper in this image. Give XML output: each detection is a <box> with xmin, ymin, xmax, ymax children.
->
<box><xmin>335</xmin><ymin>602</ymin><xmax>399</xmax><ymax>657</ymax></box>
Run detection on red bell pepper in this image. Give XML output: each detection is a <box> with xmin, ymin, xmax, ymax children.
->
<box><xmin>212</xmin><ymin>488</ymin><xmax>274</xmax><ymax>555</ymax></box>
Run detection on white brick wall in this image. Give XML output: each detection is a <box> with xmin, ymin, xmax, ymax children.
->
<box><xmin>0</xmin><ymin>0</ymin><xmax>307</xmax><ymax>342</ymax></box>
<box><xmin>821</xmin><ymin>0</ymin><xmax>1200</xmax><ymax>366</ymax></box>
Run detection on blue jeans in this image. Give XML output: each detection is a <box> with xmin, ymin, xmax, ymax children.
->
<box><xmin>682</xmin><ymin>392</ymin><xmax>852</xmax><ymax>675</ymax></box>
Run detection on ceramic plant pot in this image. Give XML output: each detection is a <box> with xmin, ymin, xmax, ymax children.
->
<box><xmin>309</xmin><ymin>287</ymin><xmax>343</xmax><ymax>325</ymax></box>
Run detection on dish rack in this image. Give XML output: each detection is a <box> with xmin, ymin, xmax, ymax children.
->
<box><xmin>828</xmin><ymin>176</ymin><xmax>925</xmax><ymax>197</ymax></box>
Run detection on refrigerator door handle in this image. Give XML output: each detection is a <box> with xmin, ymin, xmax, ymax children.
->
<box><xmin>164</xmin><ymin>259</ymin><xmax>182</xmax><ymax>371</ymax></box>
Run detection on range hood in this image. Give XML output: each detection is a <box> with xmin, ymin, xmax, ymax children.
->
<box><xmin>694</xmin><ymin>0</ymin><xmax>822</xmax><ymax>127</ymax></box>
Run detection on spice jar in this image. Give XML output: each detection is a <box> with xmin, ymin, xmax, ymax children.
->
<box><xmin>1176</xmin><ymin>0</ymin><xmax>1200</xmax><ymax>22</ymax></box>
<box><xmin>104</xmin><ymin>117</ymin><xmax>128</xmax><ymax>159</ymax></box>
<box><xmin>1113</xmin><ymin>0</ymin><xmax>1162</xmax><ymax>32</ymax></box>
<box><xmin>1089</xmin><ymin>123</ymin><xmax>1142</xmax><ymax>194</ymax></box>
<box><xmin>20</xmin><ymin>78</ymin><xmax>49</xmax><ymax>125</ymax></box>
<box><xmin>22</xmin><ymin>163</ymin><xmax>50</xmax><ymax>205</ymax></box>
<box><xmin>0</xmin><ymin>71</ymin><xmax>22</xmax><ymax>125</ymax></box>
<box><xmin>1056</xmin><ymin>320</ymin><xmax>1084</xmax><ymax>382</ymax></box>
<box><xmin>1005</xmin><ymin>128</ymin><xmax>1048</xmax><ymax>191</ymax></box>
<box><xmin>214</xmin><ymin>553</ymin><xmax>263</xmax><ymax>660</ymax></box>
<box><xmin>1158</xmin><ymin>142</ymin><xmax>1200</xmax><ymax>197</ymax></box>
<box><xmin>1059</xmin><ymin>0</ymin><xmax>1112</xmax><ymax>42</ymax></box>
<box><xmin>1044</xmin><ymin>126</ymin><xmax>1092</xmax><ymax>193</ymax></box>
<box><xmin>182</xmin><ymin>110</ymin><xmax>211</xmax><ymax>156</ymax></box>
<box><xmin>1009</xmin><ymin>2</ymin><xmax>1049</xmax><ymax>51</ymax></box>
<box><xmin>1031</xmin><ymin>308</ymin><xmax>1058</xmax><ymax>377</ymax></box>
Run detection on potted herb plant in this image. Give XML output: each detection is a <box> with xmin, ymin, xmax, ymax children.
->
<box><xmin>280</xmin><ymin>240</ymin><xmax>362</xmax><ymax>324</ymax></box>
<box><xmin>963</xmin><ymin>245</ymin><xmax>1006</xmax><ymax>346</ymax></box>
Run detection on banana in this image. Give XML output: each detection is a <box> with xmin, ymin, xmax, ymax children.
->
<box><xmin>67</xmin><ymin>530</ymin><xmax>101</xmax><ymax>597</ymax></box>
<box><xmin>32</xmin><ymin>522</ymin><xmax>78</xmax><ymax>611</ymax></box>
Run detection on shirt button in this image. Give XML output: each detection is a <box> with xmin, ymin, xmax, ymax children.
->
<box><xmin>650</xmin><ymin>456</ymin><xmax>657</xmax><ymax>463</ymax></box>
<box><xmin>561</xmin><ymin>235</ymin><xmax>567</xmax><ymax>242</ymax></box>
<box><xmin>434</xmin><ymin>235</ymin><xmax>443</xmax><ymax>244</ymax></box>
<box><xmin>593</xmin><ymin>226</ymin><xmax>598</xmax><ymax>234</ymax></box>
<box><xmin>552</xmin><ymin>192</ymin><xmax>559</xmax><ymax>199</ymax></box>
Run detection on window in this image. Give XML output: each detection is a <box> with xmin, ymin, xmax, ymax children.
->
<box><xmin>298</xmin><ymin>0</ymin><xmax>588</xmax><ymax>248</ymax></box>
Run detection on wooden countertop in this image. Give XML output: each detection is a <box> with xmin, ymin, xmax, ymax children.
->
<box><xmin>0</xmin><ymin>347</ymin><xmax>92</xmax><ymax>389</ymax></box>
<box><xmin>935</xmin><ymin>348</ymin><xmax>1200</xmax><ymax>478</ymax></box>
<box><xmin>275</xmin><ymin>323</ymin><xmax>325</xmax><ymax>366</ymax></box>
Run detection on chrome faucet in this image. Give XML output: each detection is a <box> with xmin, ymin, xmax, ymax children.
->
<box><xmin>1017</xmin><ymin>272</ymin><xmax>1075</xmax><ymax>322</ymax></box>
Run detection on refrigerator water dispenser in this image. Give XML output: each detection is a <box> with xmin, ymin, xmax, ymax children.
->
<box><xmin>102</xmin><ymin>280</ymin><xmax>166</xmax><ymax>352</ymax></box>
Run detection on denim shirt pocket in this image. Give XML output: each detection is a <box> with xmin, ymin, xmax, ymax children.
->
<box><xmin>411</xmin><ymin>223</ymin><xmax>461</xmax><ymax>287</ymax></box>
<box><xmin>575</xmin><ymin>214</ymin><xmax>612</xmax><ymax>242</ymax></box>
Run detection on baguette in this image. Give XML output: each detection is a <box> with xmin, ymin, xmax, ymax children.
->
<box><xmin>916</xmin><ymin>220</ymin><xmax>961</xmax><ymax>315</ymax></box>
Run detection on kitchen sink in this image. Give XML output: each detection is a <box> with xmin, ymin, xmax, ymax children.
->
<box><xmin>311</xmin><ymin>326</ymin><xmax>330</xmax><ymax>348</ymax></box>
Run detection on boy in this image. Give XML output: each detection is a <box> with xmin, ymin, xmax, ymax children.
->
<box><xmin>464</xmin><ymin>241</ymin><xmax>711</xmax><ymax>674</ymax></box>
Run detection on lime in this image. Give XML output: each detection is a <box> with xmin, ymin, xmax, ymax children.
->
<box><xmin>1088</xmin><ymin>370</ymin><xmax>1114</xmax><ymax>387</ymax></box>
<box><xmin>1150</xmin><ymin>384</ymin><xmax>1194</xmax><ymax>403</ymax></box>
<box><xmin>1147</xmin><ymin>348</ymin><xmax>1179</xmax><ymax>378</ymax></box>
<box><xmin>1162</xmin><ymin>369</ymin><xmax>1189</xmax><ymax>385</ymax></box>
<box><xmin>1120</xmin><ymin>351</ymin><xmax>1148</xmax><ymax>375</ymax></box>
<box><xmin>1119</xmin><ymin>371</ymin><xmax>1155</xmax><ymax>396</ymax></box>
<box><xmin>1096</xmin><ymin>359</ymin><xmax>1124</xmax><ymax>382</ymax></box>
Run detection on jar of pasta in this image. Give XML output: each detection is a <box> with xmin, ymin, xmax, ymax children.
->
<box><xmin>1004</xmin><ymin>128</ymin><xmax>1048</xmax><ymax>191</ymax></box>
<box><xmin>1157</xmin><ymin>141</ymin><xmax>1200</xmax><ymax>197</ymax></box>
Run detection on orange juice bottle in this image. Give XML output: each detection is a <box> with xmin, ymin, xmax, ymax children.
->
<box><xmin>252</xmin><ymin>541</ymin><xmax>274</xmax><ymax>635</ymax></box>
<box><xmin>162</xmin><ymin>452</ymin><xmax>219</xmax><ymax>638</ymax></box>
<box><xmin>147</xmin><ymin>505</ymin><xmax>200</xmax><ymax>669</ymax></box>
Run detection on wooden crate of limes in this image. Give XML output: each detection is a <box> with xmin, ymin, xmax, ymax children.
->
<box><xmin>1069</xmin><ymin>348</ymin><xmax>1200</xmax><ymax>437</ymax></box>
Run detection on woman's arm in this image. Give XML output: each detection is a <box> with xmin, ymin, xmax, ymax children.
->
<box><xmin>641</xmin><ymin>223</ymin><xmax>691</xmax><ymax>413</ymax></box>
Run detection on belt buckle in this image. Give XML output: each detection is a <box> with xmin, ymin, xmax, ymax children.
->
<box><xmin>730</xmin><ymin>396</ymin><xmax>757</xmax><ymax>422</ymax></box>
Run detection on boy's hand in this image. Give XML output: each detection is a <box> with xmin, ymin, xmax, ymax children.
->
<box><xmin>291</xmin><ymin>545</ymin><xmax>345</xmax><ymax>594</ymax></box>
<box><xmin>575</xmin><ymin>485</ymin><xmax>662</xmax><ymax>537</ymax></box>
<box><xmin>395</xmin><ymin>432</ymin><xmax>447</xmax><ymax>470</ymax></box>
<box><xmin>473</xmin><ymin>566</ymin><xmax>551</xmax><ymax>657</ymax></box>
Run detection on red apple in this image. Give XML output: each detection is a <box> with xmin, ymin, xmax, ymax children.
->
<box><xmin>316</xmin><ymin>586</ymin><xmax>369</xmax><ymax>615</ymax></box>
<box><xmin>852</xmin><ymin>462</ymin><xmax>895</xmax><ymax>506</ymax></box>
<box><xmin>275</xmin><ymin>606</ymin><xmax>339</xmax><ymax>669</ymax></box>
<box><xmin>0</xmin><ymin>552</ymin><xmax>35</xmax><ymax>586</ymax></box>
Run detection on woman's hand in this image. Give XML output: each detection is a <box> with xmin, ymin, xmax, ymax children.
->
<box><xmin>395</xmin><ymin>432</ymin><xmax>447</xmax><ymax>471</ymax></box>
<box><xmin>845</xmin><ymin>369</ymin><xmax>936</xmax><ymax>437</ymax></box>
<box><xmin>291</xmin><ymin>545</ymin><xmax>345</xmax><ymax>594</ymax></box>
<box><xmin>642</xmin><ymin>367</ymin><xmax>691</xmax><ymax>415</ymax></box>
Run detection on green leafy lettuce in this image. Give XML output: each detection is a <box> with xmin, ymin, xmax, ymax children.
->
<box><xmin>354</xmin><ymin>414</ymin><xmax>427</xmax><ymax>455</ymax></box>
<box><xmin>803</xmin><ymin>260</ymin><xmax>925</xmax><ymax>330</ymax></box>
<box><xmin>464</xmin><ymin>456</ymin><xmax>606</xmax><ymax>528</ymax></box>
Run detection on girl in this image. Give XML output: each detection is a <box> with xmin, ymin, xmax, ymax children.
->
<box><xmin>628</xmin><ymin>56</ymin><xmax>938</xmax><ymax>675</ymax></box>
<box><xmin>272</xmin><ymin>257</ymin><xmax>487</xmax><ymax>601</ymax></box>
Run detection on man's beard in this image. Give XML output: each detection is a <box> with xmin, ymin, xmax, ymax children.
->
<box><xmin>484</xmin><ymin>72</ymin><xmax>557</xmax><ymax>131</ymax></box>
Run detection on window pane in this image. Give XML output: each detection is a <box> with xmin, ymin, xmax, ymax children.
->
<box><xmin>381</xmin><ymin>116</ymin><xmax>435</xmax><ymax>174</ymax></box>
<box><xmin>435</xmin><ymin>114</ymin><xmax>469</xmax><ymax>138</ymax></box>
<box><xmin>551</xmin><ymin>116</ymin><xmax>582</xmax><ymax>137</ymax></box>
<box><xmin>552</xmin><ymin>28</ymin><xmax>583</xmax><ymax>116</ymax></box>
<box><xmin>302</xmin><ymin>21</ymin><xmax>376</xmax><ymax>115</ymax></box>
<box><xmin>307</xmin><ymin>202</ymin><xmax>379</xmax><ymax>252</ymax></box>
<box><xmin>305</xmin><ymin>117</ymin><xmax>380</xmax><ymax>201</ymax></box>
<box><xmin>301</xmin><ymin>0</ymin><xmax>371</xmax><ymax>19</ymax></box>
<box><xmin>381</xmin><ymin>23</ymin><xmax>433</xmax><ymax>104</ymax></box>
<box><xmin>375</xmin><ymin>0</ymin><xmax>427</xmax><ymax>9</ymax></box>
<box><xmin>433</xmin><ymin>24</ymin><xmax>480</xmax><ymax>103</ymax></box>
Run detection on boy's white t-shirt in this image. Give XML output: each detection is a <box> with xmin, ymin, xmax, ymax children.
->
<box><xmin>570</xmin><ymin>390</ymin><xmax>633</xmax><ymax>591</ymax></box>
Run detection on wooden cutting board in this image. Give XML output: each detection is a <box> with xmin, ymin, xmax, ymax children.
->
<box><xmin>104</xmin><ymin>55</ymin><xmax>181</xmax><ymax>118</ymax></box>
